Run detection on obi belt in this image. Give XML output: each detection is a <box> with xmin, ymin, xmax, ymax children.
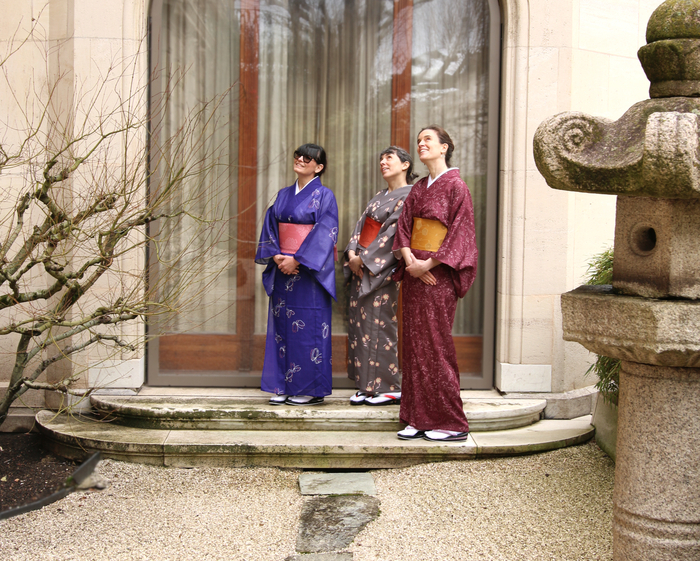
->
<box><xmin>410</xmin><ymin>217</ymin><xmax>447</xmax><ymax>252</ymax></box>
<box><xmin>279</xmin><ymin>222</ymin><xmax>338</xmax><ymax>260</ymax></box>
<box><xmin>358</xmin><ymin>216</ymin><xmax>381</xmax><ymax>248</ymax></box>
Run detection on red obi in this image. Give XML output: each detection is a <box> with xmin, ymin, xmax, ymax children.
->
<box><xmin>358</xmin><ymin>217</ymin><xmax>381</xmax><ymax>248</ymax></box>
<box><xmin>279</xmin><ymin>223</ymin><xmax>313</xmax><ymax>254</ymax></box>
<box><xmin>279</xmin><ymin>222</ymin><xmax>338</xmax><ymax>261</ymax></box>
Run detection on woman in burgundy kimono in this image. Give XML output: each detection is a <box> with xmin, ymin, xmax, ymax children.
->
<box><xmin>344</xmin><ymin>147</ymin><xmax>416</xmax><ymax>406</ymax></box>
<box><xmin>392</xmin><ymin>126</ymin><xmax>478</xmax><ymax>441</ymax></box>
<box><xmin>255</xmin><ymin>144</ymin><xmax>338</xmax><ymax>406</ymax></box>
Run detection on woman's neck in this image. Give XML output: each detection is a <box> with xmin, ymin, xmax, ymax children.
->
<box><xmin>425</xmin><ymin>160</ymin><xmax>448</xmax><ymax>180</ymax></box>
<box><xmin>297</xmin><ymin>175</ymin><xmax>315</xmax><ymax>190</ymax></box>
<box><xmin>385</xmin><ymin>174</ymin><xmax>408</xmax><ymax>192</ymax></box>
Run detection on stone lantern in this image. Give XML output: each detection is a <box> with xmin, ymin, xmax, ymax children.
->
<box><xmin>533</xmin><ymin>1</ymin><xmax>700</xmax><ymax>559</ymax></box>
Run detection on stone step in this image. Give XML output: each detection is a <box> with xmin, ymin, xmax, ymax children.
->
<box><xmin>36</xmin><ymin>410</ymin><xmax>594</xmax><ymax>469</ymax></box>
<box><xmin>90</xmin><ymin>391</ymin><xmax>547</xmax><ymax>432</ymax></box>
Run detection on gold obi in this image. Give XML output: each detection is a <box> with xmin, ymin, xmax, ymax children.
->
<box><xmin>410</xmin><ymin>217</ymin><xmax>447</xmax><ymax>252</ymax></box>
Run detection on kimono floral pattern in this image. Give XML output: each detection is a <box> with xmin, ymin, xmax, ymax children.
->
<box><xmin>344</xmin><ymin>185</ymin><xmax>411</xmax><ymax>394</ymax></box>
<box><xmin>255</xmin><ymin>177</ymin><xmax>338</xmax><ymax>398</ymax></box>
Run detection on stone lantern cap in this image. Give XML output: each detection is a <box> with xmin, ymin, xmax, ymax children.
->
<box><xmin>639</xmin><ymin>0</ymin><xmax>700</xmax><ymax>98</ymax></box>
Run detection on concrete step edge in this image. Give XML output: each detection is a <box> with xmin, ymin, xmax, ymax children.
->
<box><xmin>36</xmin><ymin>410</ymin><xmax>594</xmax><ymax>469</ymax></box>
<box><xmin>90</xmin><ymin>395</ymin><xmax>547</xmax><ymax>432</ymax></box>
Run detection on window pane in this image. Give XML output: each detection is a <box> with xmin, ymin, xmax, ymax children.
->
<box><xmin>155</xmin><ymin>0</ymin><xmax>240</xmax><ymax>334</ymax></box>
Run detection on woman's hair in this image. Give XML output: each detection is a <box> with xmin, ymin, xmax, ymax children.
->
<box><xmin>418</xmin><ymin>125</ymin><xmax>455</xmax><ymax>167</ymax></box>
<box><xmin>380</xmin><ymin>146</ymin><xmax>418</xmax><ymax>183</ymax></box>
<box><xmin>294</xmin><ymin>143</ymin><xmax>327</xmax><ymax>176</ymax></box>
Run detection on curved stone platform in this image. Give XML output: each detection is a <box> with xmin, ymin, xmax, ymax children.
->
<box><xmin>36</xmin><ymin>410</ymin><xmax>594</xmax><ymax>469</ymax></box>
<box><xmin>89</xmin><ymin>394</ymin><xmax>547</xmax><ymax>432</ymax></box>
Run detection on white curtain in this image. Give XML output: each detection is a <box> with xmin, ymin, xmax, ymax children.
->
<box><xmin>156</xmin><ymin>0</ymin><xmax>491</xmax><ymax>339</ymax></box>
<box><xmin>410</xmin><ymin>0</ymin><xmax>490</xmax><ymax>336</ymax></box>
<box><xmin>156</xmin><ymin>0</ymin><xmax>240</xmax><ymax>334</ymax></box>
<box><xmin>254</xmin><ymin>0</ymin><xmax>395</xmax><ymax>334</ymax></box>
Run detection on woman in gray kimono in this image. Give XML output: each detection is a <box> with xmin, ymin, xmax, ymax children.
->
<box><xmin>344</xmin><ymin>146</ymin><xmax>416</xmax><ymax>405</ymax></box>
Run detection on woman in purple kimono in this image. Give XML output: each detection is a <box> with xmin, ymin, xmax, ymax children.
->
<box><xmin>392</xmin><ymin>126</ymin><xmax>478</xmax><ymax>441</ymax></box>
<box><xmin>344</xmin><ymin>147</ymin><xmax>415</xmax><ymax>406</ymax></box>
<box><xmin>255</xmin><ymin>144</ymin><xmax>338</xmax><ymax>406</ymax></box>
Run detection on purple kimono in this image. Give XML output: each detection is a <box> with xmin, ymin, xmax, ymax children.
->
<box><xmin>255</xmin><ymin>176</ymin><xmax>338</xmax><ymax>397</ymax></box>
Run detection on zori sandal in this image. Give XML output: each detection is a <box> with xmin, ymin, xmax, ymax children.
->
<box><xmin>365</xmin><ymin>392</ymin><xmax>401</xmax><ymax>406</ymax></box>
<box><xmin>286</xmin><ymin>395</ymin><xmax>325</xmax><ymax>406</ymax></box>
<box><xmin>397</xmin><ymin>425</ymin><xmax>426</xmax><ymax>440</ymax></box>
<box><xmin>349</xmin><ymin>391</ymin><xmax>368</xmax><ymax>405</ymax></box>
<box><xmin>423</xmin><ymin>430</ymin><xmax>470</xmax><ymax>442</ymax></box>
<box><xmin>269</xmin><ymin>394</ymin><xmax>288</xmax><ymax>405</ymax></box>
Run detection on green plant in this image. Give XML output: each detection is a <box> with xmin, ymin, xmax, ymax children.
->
<box><xmin>584</xmin><ymin>248</ymin><xmax>619</xmax><ymax>405</ymax></box>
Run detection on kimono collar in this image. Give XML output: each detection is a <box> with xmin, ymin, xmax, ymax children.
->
<box><xmin>427</xmin><ymin>167</ymin><xmax>460</xmax><ymax>188</ymax></box>
<box><xmin>295</xmin><ymin>175</ymin><xmax>320</xmax><ymax>195</ymax></box>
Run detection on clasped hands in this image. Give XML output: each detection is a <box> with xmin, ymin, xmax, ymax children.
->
<box><xmin>347</xmin><ymin>250</ymin><xmax>364</xmax><ymax>279</ymax></box>
<box><xmin>401</xmin><ymin>248</ymin><xmax>437</xmax><ymax>286</ymax></box>
<box><xmin>273</xmin><ymin>254</ymin><xmax>300</xmax><ymax>275</ymax></box>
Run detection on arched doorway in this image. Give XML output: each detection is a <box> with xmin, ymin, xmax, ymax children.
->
<box><xmin>147</xmin><ymin>0</ymin><xmax>500</xmax><ymax>389</ymax></box>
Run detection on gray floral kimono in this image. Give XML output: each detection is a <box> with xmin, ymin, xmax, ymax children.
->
<box><xmin>344</xmin><ymin>185</ymin><xmax>411</xmax><ymax>393</ymax></box>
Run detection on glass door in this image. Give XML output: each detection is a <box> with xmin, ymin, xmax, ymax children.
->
<box><xmin>148</xmin><ymin>0</ymin><xmax>499</xmax><ymax>388</ymax></box>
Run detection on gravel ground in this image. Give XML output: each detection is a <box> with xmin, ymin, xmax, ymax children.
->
<box><xmin>0</xmin><ymin>442</ymin><xmax>614</xmax><ymax>561</ymax></box>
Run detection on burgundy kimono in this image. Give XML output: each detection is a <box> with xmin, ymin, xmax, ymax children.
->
<box><xmin>392</xmin><ymin>168</ymin><xmax>477</xmax><ymax>432</ymax></box>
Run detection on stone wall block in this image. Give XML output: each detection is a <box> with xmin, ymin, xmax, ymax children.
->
<box><xmin>613</xmin><ymin>196</ymin><xmax>700</xmax><ymax>298</ymax></box>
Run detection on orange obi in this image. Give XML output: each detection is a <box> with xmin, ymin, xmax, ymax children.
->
<box><xmin>279</xmin><ymin>223</ymin><xmax>313</xmax><ymax>254</ymax></box>
<box><xmin>358</xmin><ymin>217</ymin><xmax>381</xmax><ymax>247</ymax></box>
<box><xmin>410</xmin><ymin>217</ymin><xmax>447</xmax><ymax>252</ymax></box>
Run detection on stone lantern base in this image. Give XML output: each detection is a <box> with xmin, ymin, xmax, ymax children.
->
<box><xmin>613</xmin><ymin>362</ymin><xmax>700</xmax><ymax>560</ymax></box>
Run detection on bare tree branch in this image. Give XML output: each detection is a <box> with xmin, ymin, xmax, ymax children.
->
<box><xmin>0</xmin><ymin>23</ymin><xmax>238</xmax><ymax>428</ymax></box>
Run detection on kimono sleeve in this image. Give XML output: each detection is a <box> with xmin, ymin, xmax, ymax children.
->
<box><xmin>343</xmin><ymin>209</ymin><xmax>366</xmax><ymax>285</ymax></box>
<box><xmin>392</xmin><ymin>188</ymin><xmax>416</xmax><ymax>252</ymax></box>
<box><xmin>433</xmin><ymin>179</ymin><xmax>478</xmax><ymax>298</ymax></box>
<box><xmin>255</xmin><ymin>201</ymin><xmax>281</xmax><ymax>265</ymax></box>
<box><xmin>362</xmin><ymin>197</ymin><xmax>406</xmax><ymax>278</ymax></box>
<box><xmin>294</xmin><ymin>187</ymin><xmax>339</xmax><ymax>299</ymax></box>
<box><xmin>345</xmin><ymin>210</ymin><xmax>366</xmax><ymax>258</ymax></box>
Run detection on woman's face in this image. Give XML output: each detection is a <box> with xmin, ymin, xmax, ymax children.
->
<box><xmin>417</xmin><ymin>129</ymin><xmax>447</xmax><ymax>163</ymax></box>
<box><xmin>293</xmin><ymin>152</ymin><xmax>323</xmax><ymax>179</ymax></box>
<box><xmin>380</xmin><ymin>152</ymin><xmax>409</xmax><ymax>182</ymax></box>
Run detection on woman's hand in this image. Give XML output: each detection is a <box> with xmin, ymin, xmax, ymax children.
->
<box><xmin>274</xmin><ymin>254</ymin><xmax>300</xmax><ymax>275</ymax></box>
<box><xmin>406</xmin><ymin>257</ymin><xmax>438</xmax><ymax>286</ymax></box>
<box><xmin>347</xmin><ymin>251</ymin><xmax>364</xmax><ymax>279</ymax></box>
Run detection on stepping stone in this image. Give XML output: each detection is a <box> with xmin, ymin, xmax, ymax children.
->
<box><xmin>296</xmin><ymin>496</ymin><xmax>379</xmax><ymax>553</ymax></box>
<box><xmin>299</xmin><ymin>472</ymin><xmax>376</xmax><ymax>496</ymax></box>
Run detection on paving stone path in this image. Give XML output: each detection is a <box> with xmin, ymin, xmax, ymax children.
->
<box><xmin>289</xmin><ymin>473</ymin><xmax>379</xmax><ymax>559</ymax></box>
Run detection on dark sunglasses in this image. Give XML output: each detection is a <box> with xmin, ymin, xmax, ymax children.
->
<box><xmin>293</xmin><ymin>152</ymin><xmax>314</xmax><ymax>164</ymax></box>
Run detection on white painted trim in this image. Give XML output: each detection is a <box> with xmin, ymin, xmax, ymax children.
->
<box><xmin>87</xmin><ymin>357</ymin><xmax>145</xmax><ymax>389</ymax></box>
<box><xmin>496</xmin><ymin>361</ymin><xmax>552</xmax><ymax>392</ymax></box>
<box><xmin>497</xmin><ymin>0</ymin><xmax>530</xmax><ymax>365</ymax></box>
